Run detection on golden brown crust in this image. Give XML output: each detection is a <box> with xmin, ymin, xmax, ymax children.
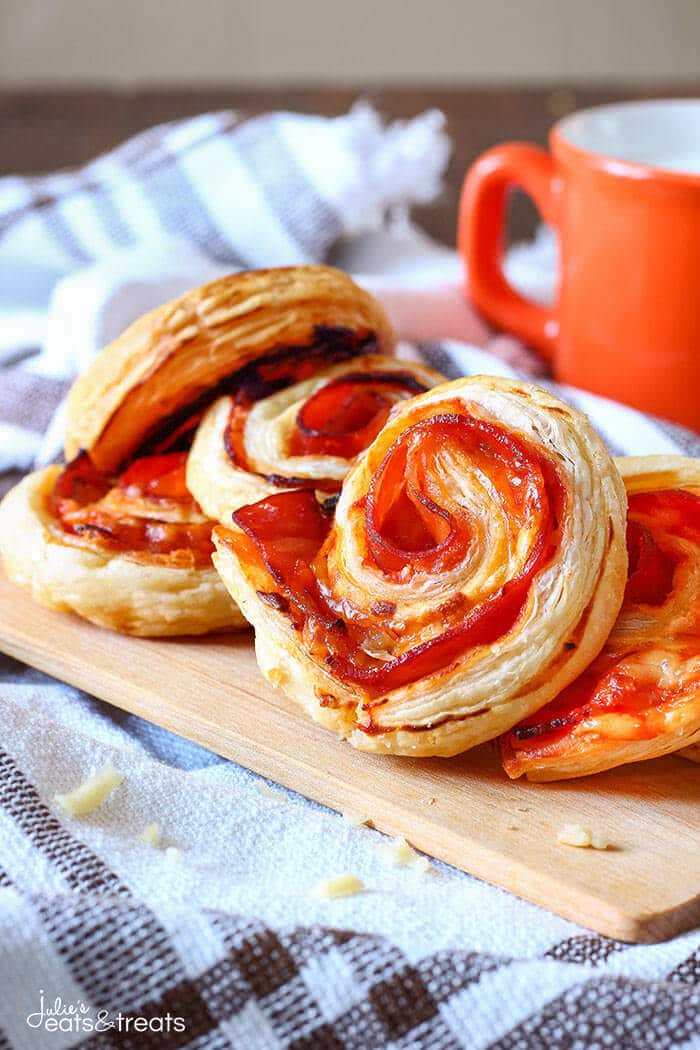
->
<box><xmin>0</xmin><ymin>467</ymin><xmax>246</xmax><ymax>636</ymax></box>
<box><xmin>4</xmin><ymin>266</ymin><xmax>394</xmax><ymax>637</ymax></box>
<box><xmin>614</xmin><ymin>455</ymin><xmax>700</xmax><ymax>492</ymax></box>
<box><xmin>64</xmin><ymin>266</ymin><xmax>395</xmax><ymax>472</ymax></box>
<box><xmin>212</xmin><ymin>375</ymin><xmax>629</xmax><ymax>757</ymax></box>
<box><xmin>508</xmin><ymin>728</ymin><xmax>700</xmax><ymax>780</ymax></box>
<box><xmin>502</xmin><ymin>454</ymin><xmax>700</xmax><ymax>780</ymax></box>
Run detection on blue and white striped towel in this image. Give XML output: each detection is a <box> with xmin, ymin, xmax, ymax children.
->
<box><xmin>0</xmin><ymin>102</ymin><xmax>451</xmax><ymax>474</ymax></box>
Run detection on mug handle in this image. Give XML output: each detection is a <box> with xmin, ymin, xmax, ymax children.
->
<box><xmin>458</xmin><ymin>144</ymin><xmax>558</xmax><ymax>362</ymax></box>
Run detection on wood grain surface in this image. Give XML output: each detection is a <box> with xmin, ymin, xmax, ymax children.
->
<box><xmin>1</xmin><ymin>565</ymin><xmax>697</xmax><ymax>943</ymax></box>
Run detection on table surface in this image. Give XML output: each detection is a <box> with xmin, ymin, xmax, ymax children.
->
<box><xmin>2</xmin><ymin>83</ymin><xmax>699</xmax><ymax>245</ymax></box>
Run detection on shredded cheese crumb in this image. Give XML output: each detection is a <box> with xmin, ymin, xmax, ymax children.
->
<box><xmin>388</xmin><ymin>836</ymin><xmax>416</xmax><ymax>866</ymax></box>
<box><xmin>254</xmin><ymin>782</ymin><xmax>284</xmax><ymax>800</ymax></box>
<box><xmin>558</xmin><ymin>824</ymin><xmax>592</xmax><ymax>847</ymax></box>
<box><xmin>316</xmin><ymin>874</ymin><xmax>365</xmax><ymax>899</ymax></box>
<box><xmin>342</xmin><ymin>810</ymin><xmax>369</xmax><ymax>827</ymax></box>
<box><xmin>164</xmin><ymin>847</ymin><xmax>182</xmax><ymax>863</ymax></box>
<box><xmin>380</xmin><ymin>836</ymin><xmax>432</xmax><ymax>873</ymax></box>
<box><xmin>557</xmin><ymin>823</ymin><xmax>610</xmax><ymax>850</ymax></box>
<box><xmin>413</xmin><ymin>855</ymin><xmax>433</xmax><ymax>875</ymax></box>
<box><xmin>141</xmin><ymin>822</ymin><xmax>161</xmax><ymax>848</ymax></box>
<box><xmin>55</xmin><ymin>765</ymin><xmax>124</xmax><ymax>817</ymax></box>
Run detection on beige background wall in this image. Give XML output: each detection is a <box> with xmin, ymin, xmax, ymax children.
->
<box><xmin>1</xmin><ymin>0</ymin><xmax>699</xmax><ymax>85</ymax></box>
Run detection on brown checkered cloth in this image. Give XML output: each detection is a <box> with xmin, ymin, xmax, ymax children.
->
<box><xmin>1</xmin><ymin>672</ymin><xmax>700</xmax><ymax>1050</ymax></box>
<box><xmin>5</xmin><ymin>898</ymin><xmax>700</xmax><ymax>1050</ymax></box>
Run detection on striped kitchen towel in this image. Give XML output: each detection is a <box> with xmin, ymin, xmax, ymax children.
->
<box><xmin>0</xmin><ymin>689</ymin><xmax>698</xmax><ymax>1050</ymax></box>
<box><xmin>0</xmin><ymin>102</ymin><xmax>450</xmax><ymax>474</ymax></box>
<box><xmin>0</xmin><ymin>104</ymin><xmax>449</xmax><ymax>273</ymax></box>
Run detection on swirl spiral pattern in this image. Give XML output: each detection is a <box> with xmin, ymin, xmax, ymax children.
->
<box><xmin>187</xmin><ymin>355</ymin><xmax>444</xmax><ymax>524</ymax></box>
<box><xmin>502</xmin><ymin>455</ymin><xmax>700</xmax><ymax>780</ymax></box>
<box><xmin>213</xmin><ymin>376</ymin><xmax>628</xmax><ymax>757</ymax></box>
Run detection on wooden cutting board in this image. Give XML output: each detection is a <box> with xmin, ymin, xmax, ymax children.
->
<box><xmin>0</xmin><ymin>566</ymin><xmax>698</xmax><ymax>943</ymax></box>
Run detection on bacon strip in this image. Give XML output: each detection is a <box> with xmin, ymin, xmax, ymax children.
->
<box><xmin>229</xmin><ymin>411</ymin><xmax>566</xmax><ymax>700</ymax></box>
<box><xmin>51</xmin><ymin>451</ymin><xmax>214</xmax><ymax>567</ymax></box>
<box><xmin>225</xmin><ymin>369</ymin><xmax>427</xmax><ymax>490</ymax></box>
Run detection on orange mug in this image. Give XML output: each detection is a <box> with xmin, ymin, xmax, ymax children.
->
<box><xmin>458</xmin><ymin>99</ymin><xmax>700</xmax><ymax>431</ymax></box>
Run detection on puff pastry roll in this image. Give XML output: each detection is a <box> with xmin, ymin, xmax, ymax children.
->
<box><xmin>212</xmin><ymin>376</ymin><xmax>628</xmax><ymax>757</ymax></box>
<box><xmin>187</xmin><ymin>355</ymin><xmax>445</xmax><ymax>523</ymax></box>
<box><xmin>0</xmin><ymin>453</ymin><xmax>241</xmax><ymax>636</ymax></box>
<box><xmin>502</xmin><ymin>455</ymin><xmax>700</xmax><ymax>780</ymax></box>
<box><xmin>0</xmin><ymin>266</ymin><xmax>394</xmax><ymax>636</ymax></box>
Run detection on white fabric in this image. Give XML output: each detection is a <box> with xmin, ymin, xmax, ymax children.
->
<box><xmin>2</xmin><ymin>683</ymin><xmax>698</xmax><ymax>995</ymax></box>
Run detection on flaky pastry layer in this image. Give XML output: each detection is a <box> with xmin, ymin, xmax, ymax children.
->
<box><xmin>2</xmin><ymin>267</ymin><xmax>395</xmax><ymax>636</ymax></box>
<box><xmin>0</xmin><ymin>467</ymin><xmax>245</xmax><ymax>636</ymax></box>
<box><xmin>502</xmin><ymin>454</ymin><xmax>700</xmax><ymax>780</ymax></box>
<box><xmin>213</xmin><ymin>375</ymin><xmax>628</xmax><ymax>757</ymax></box>
<box><xmin>64</xmin><ymin>266</ymin><xmax>394</xmax><ymax>472</ymax></box>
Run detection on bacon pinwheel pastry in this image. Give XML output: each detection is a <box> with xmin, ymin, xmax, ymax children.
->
<box><xmin>186</xmin><ymin>355</ymin><xmax>445</xmax><ymax>523</ymax></box>
<box><xmin>212</xmin><ymin>376</ymin><xmax>628</xmax><ymax>757</ymax></box>
<box><xmin>0</xmin><ymin>266</ymin><xmax>395</xmax><ymax>636</ymax></box>
<box><xmin>502</xmin><ymin>455</ymin><xmax>700</xmax><ymax>780</ymax></box>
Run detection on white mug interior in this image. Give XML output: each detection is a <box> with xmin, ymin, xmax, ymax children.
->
<box><xmin>556</xmin><ymin>99</ymin><xmax>700</xmax><ymax>175</ymax></box>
